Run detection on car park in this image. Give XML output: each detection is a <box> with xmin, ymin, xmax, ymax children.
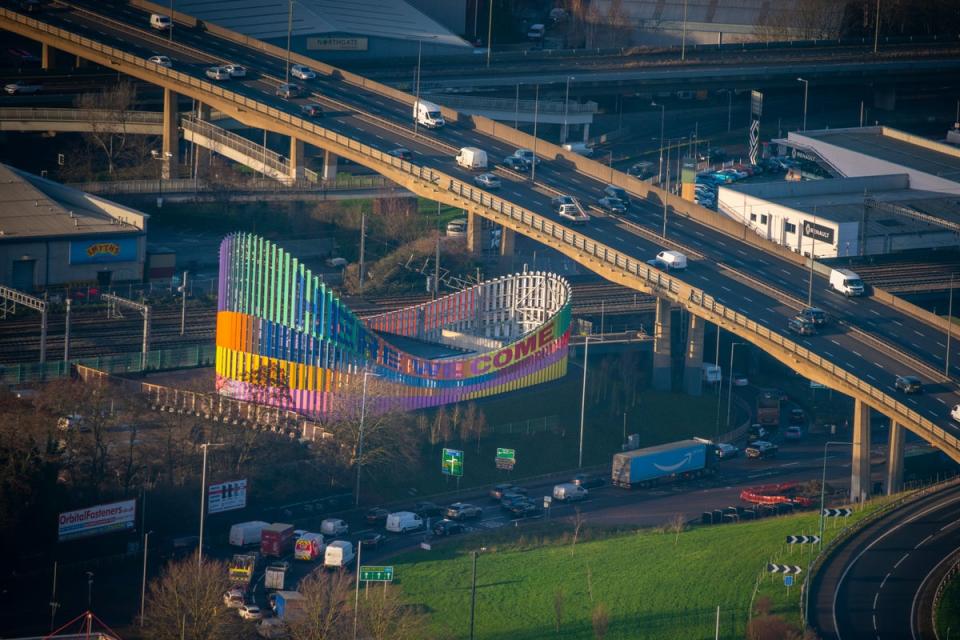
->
<box><xmin>413</xmin><ymin>501</ymin><xmax>443</xmax><ymax>518</ymax></box>
<box><xmin>147</xmin><ymin>55</ymin><xmax>172</xmax><ymax>67</ymax></box>
<box><xmin>474</xmin><ymin>173</ymin><xmax>501</xmax><ymax>189</ymax></box>
<box><xmin>301</xmin><ymin>104</ymin><xmax>323</xmax><ymax>118</ymax></box>
<box><xmin>787</xmin><ymin>316</ymin><xmax>816</xmax><ymax>336</ymax></box>
<box><xmin>291</xmin><ymin>64</ymin><xmax>316</xmax><ymax>80</ymax></box>
<box><xmin>502</xmin><ymin>156</ymin><xmax>529</xmax><ymax>171</ymax></box>
<box><xmin>714</xmin><ymin>442</ymin><xmax>739</xmax><ymax>459</ymax></box>
<box><xmin>275</xmin><ymin>83</ymin><xmax>301</xmax><ymax>99</ymax></box>
<box><xmin>784</xmin><ymin>426</ymin><xmax>803</xmax><ymax>440</ymax></box>
<box><xmin>597</xmin><ymin>196</ymin><xmax>627</xmax><ymax>214</ymax></box>
<box><xmin>446</xmin><ymin>502</ymin><xmax>482</xmax><ymax>520</ymax></box>
<box><xmin>365</xmin><ymin>507</ymin><xmax>389</xmax><ymax>526</ymax></box>
<box><xmin>895</xmin><ymin>375</ymin><xmax>922</xmax><ymax>394</ymax></box>
<box><xmin>432</xmin><ymin>519</ymin><xmax>465</xmax><ymax>536</ymax></box>
<box><xmin>387</xmin><ymin>147</ymin><xmax>412</xmax><ymax>161</ymax></box>
<box><xmin>205</xmin><ymin>66</ymin><xmax>231</xmax><ymax>80</ymax></box>
<box><xmin>572</xmin><ymin>473</ymin><xmax>605</xmax><ymax>488</ymax></box>
<box><xmin>745</xmin><ymin>440</ymin><xmax>778</xmax><ymax>459</ymax></box>
<box><xmin>4</xmin><ymin>81</ymin><xmax>41</xmax><ymax>95</ymax></box>
<box><xmin>224</xmin><ymin>64</ymin><xmax>247</xmax><ymax>78</ymax></box>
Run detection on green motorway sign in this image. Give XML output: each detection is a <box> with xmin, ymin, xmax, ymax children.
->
<box><xmin>359</xmin><ymin>566</ymin><xmax>394</xmax><ymax>582</ymax></box>
<box><xmin>495</xmin><ymin>448</ymin><xmax>516</xmax><ymax>470</ymax></box>
<box><xmin>442</xmin><ymin>448</ymin><xmax>463</xmax><ymax>477</ymax></box>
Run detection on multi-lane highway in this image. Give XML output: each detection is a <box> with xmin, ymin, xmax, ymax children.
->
<box><xmin>809</xmin><ymin>481</ymin><xmax>960</xmax><ymax>639</ymax></box>
<box><xmin>3</xmin><ymin>2</ymin><xmax>959</xmax><ymax>445</ymax></box>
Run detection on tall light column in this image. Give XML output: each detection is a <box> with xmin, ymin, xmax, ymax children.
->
<box><xmin>652</xmin><ymin>102</ymin><xmax>665</xmax><ymax>186</ymax></box>
<box><xmin>354</xmin><ymin>371</ymin><xmax>379</xmax><ymax>507</ymax></box>
<box><xmin>725</xmin><ymin>342</ymin><xmax>744</xmax><ymax>427</ymax></box>
<box><xmin>797</xmin><ymin>77</ymin><xmax>809</xmax><ymax>131</ymax></box>
<box><xmin>578</xmin><ymin>335</ymin><xmax>592</xmax><ymax>468</ymax></box>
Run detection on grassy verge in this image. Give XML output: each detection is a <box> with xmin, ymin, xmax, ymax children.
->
<box><xmin>936</xmin><ymin>574</ymin><xmax>960</xmax><ymax>639</ymax></box>
<box><xmin>391</xmin><ymin>499</ymin><xmax>890</xmax><ymax>640</ymax></box>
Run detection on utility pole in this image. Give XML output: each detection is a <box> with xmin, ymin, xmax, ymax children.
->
<box><xmin>486</xmin><ymin>0</ymin><xmax>494</xmax><ymax>68</ymax></box>
<box><xmin>63</xmin><ymin>298</ymin><xmax>71</xmax><ymax>362</ymax></box>
<box><xmin>578</xmin><ymin>336</ymin><xmax>591</xmax><ymax>468</ymax></box>
<box><xmin>873</xmin><ymin>0</ymin><xmax>881</xmax><ymax>54</ymax></box>
<box><xmin>359</xmin><ymin>209</ymin><xmax>367</xmax><ymax>294</ymax></box>
<box><xmin>285</xmin><ymin>0</ymin><xmax>294</xmax><ymax>85</ymax></box>
<box><xmin>179</xmin><ymin>270</ymin><xmax>188</xmax><ymax>336</ymax></box>
<box><xmin>680</xmin><ymin>0</ymin><xmax>688</xmax><ymax>61</ymax></box>
<box><xmin>531</xmin><ymin>84</ymin><xmax>540</xmax><ymax>182</ymax></box>
<box><xmin>947</xmin><ymin>275</ymin><xmax>954</xmax><ymax>377</ymax></box>
<box><xmin>434</xmin><ymin>201</ymin><xmax>441</xmax><ymax>299</ymax></box>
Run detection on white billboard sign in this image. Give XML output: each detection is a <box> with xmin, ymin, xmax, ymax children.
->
<box><xmin>208</xmin><ymin>479</ymin><xmax>247</xmax><ymax>514</ymax></box>
<box><xmin>58</xmin><ymin>499</ymin><xmax>136</xmax><ymax>541</ymax></box>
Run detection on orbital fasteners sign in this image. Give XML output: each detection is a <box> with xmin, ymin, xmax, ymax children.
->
<box><xmin>208</xmin><ymin>479</ymin><xmax>247</xmax><ymax>514</ymax></box>
<box><xmin>58</xmin><ymin>499</ymin><xmax>136</xmax><ymax>542</ymax></box>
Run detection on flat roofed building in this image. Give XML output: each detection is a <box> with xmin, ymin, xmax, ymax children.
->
<box><xmin>0</xmin><ymin>164</ymin><xmax>147</xmax><ymax>290</ymax></box>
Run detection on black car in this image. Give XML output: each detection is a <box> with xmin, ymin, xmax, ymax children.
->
<box><xmin>413</xmin><ymin>501</ymin><xmax>444</xmax><ymax>518</ymax></box>
<box><xmin>789</xmin><ymin>408</ymin><xmax>805</xmax><ymax>425</ymax></box>
<box><xmin>787</xmin><ymin>316</ymin><xmax>816</xmax><ymax>336</ymax></box>
<box><xmin>490</xmin><ymin>483</ymin><xmax>524</xmax><ymax>500</ymax></box>
<box><xmin>506</xmin><ymin>498</ymin><xmax>541</xmax><ymax>518</ymax></box>
<box><xmin>432</xmin><ymin>519</ymin><xmax>466</xmax><ymax>536</ymax></box>
<box><xmin>500</xmin><ymin>494</ymin><xmax>529</xmax><ymax>512</ymax></box>
<box><xmin>895</xmin><ymin>375</ymin><xmax>922</xmax><ymax>394</ymax></box>
<box><xmin>597</xmin><ymin>196</ymin><xmax>627</xmax><ymax>214</ymax></box>
<box><xmin>357</xmin><ymin>531</ymin><xmax>385</xmax><ymax>548</ymax></box>
<box><xmin>365</xmin><ymin>507</ymin><xmax>389</xmax><ymax>526</ymax></box>
<box><xmin>502</xmin><ymin>156</ymin><xmax>530</xmax><ymax>171</ymax></box>
<box><xmin>798</xmin><ymin>307</ymin><xmax>828</xmax><ymax>325</ymax></box>
<box><xmin>388</xmin><ymin>147</ymin><xmax>412</xmax><ymax>161</ymax></box>
<box><xmin>572</xmin><ymin>473</ymin><xmax>605</xmax><ymax>489</ymax></box>
<box><xmin>300</xmin><ymin>104</ymin><xmax>324</xmax><ymax>118</ymax></box>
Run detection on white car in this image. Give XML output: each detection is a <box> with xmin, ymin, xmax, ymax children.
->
<box><xmin>224</xmin><ymin>64</ymin><xmax>247</xmax><ymax>78</ymax></box>
<box><xmin>4</xmin><ymin>81</ymin><xmax>41</xmax><ymax>95</ymax></box>
<box><xmin>205</xmin><ymin>66</ymin><xmax>230</xmax><ymax>80</ymax></box>
<box><xmin>147</xmin><ymin>55</ymin><xmax>172</xmax><ymax>67</ymax></box>
<box><xmin>291</xmin><ymin>64</ymin><xmax>316</xmax><ymax>80</ymax></box>
<box><xmin>223</xmin><ymin>588</ymin><xmax>244</xmax><ymax>608</ymax></box>
<box><xmin>238</xmin><ymin>604</ymin><xmax>263</xmax><ymax>620</ymax></box>
<box><xmin>513</xmin><ymin>148</ymin><xmax>540</xmax><ymax>166</ymax></box>
<box><xmin>952</xmin><ymin>404</ymin><xmax>960</xmax><ymax>423</ymax></box>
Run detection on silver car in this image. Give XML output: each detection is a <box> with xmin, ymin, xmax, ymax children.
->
<box><xmin>291</xmin><ymin>64</ymin><xmax>316</xmax><ymax>80</ymax></box>
<box><xmin>205</xmin><ymin>66</ymin><xmax>230</xmax><ymax>80</ymax></box>
<box><xmin>474</xmin><ymin>173</ymin><xmax>501</xmax><ymax>189</ymax></box>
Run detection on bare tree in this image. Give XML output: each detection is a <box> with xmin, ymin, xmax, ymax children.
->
<box><xmin>75</xmin><ymin>81</ymin><xmax>140</xmax><ymax>176</ymax></box>
<box><xmin>570</xmin><ymin>507</ymin><xmax>585</xmax><ymax>555</ymax></box>
<box><xmin>666</xmin><ymin>514</ymin><xmax>686</xmax><ymax>545</ymax></box>
<box><xmin>591</xmin><ymin>603</ymin><xmax>610</xmax><ymax>640</ymax></box>
<box><xmin>358</xmin><ymin>583</ymin><xmax>428</xmax><ymax>640</ymax></box>
<box><xmin>142</xmin><ymin>555</ymin><xmax>246</xmax><ymax>640</ymax></box>
<box><xmin>755</xmin><ymin>0</ymin><xmax>844</xmax><ymax>41</ymax></box>
<box><xmin>553</xmin><ymin>588</ymin><xmax>565</xmax><ymax>633</ymax></box>
<box><xmin>287</xmin><ymin>570</ymin><xmax>353</xmax><ymax>640</ymax></box>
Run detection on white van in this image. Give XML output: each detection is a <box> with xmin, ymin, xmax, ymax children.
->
<box><xmin>553</xmin><ymin>483</ymin><xmax>588</xmax><ymax>502</ymax></box>
<box><xmin>323</xmin><ymin>541</ymin><xmax>355</xmax><ymax>568</ymax></box>
<box><xmin>446</xmin><ymin>218</ymin><xmax>467</xmax><ymax>238</ymax></box>
<box><xmin>320</xmin><ymin>518</ymin><xmax>348</xmax><ymax>537</ymax></box>
<box><xmin>829</xmin><ymin>268</ymin><xmax>865</xmax><ymax>297</ymax></box>
<box><xmin>149</xmin><ymin>14</ymin><xmax>172</xmax><ymax>30</ymax></box>
<box><xmin>562</xmin><ymin>142</ymin><xmax>594</xmax><ymax>157</ymax></box>
<box><xmin>385</xmin><ymin>511</ymin><xmax>424</xmax><ymax>533</ymax></box>
<box><xmin>413</xmin><ymin>99</ymin><xmax>445</xmax><ymax>129</ymax></box>
<box><xmin>649</xmin><ymin>250</ymin><xmax>688</xmax><ymax>270</ymax></box>
<box><xmin>456</xmin><ymin>147</ymin><xmax>488</xmax><ymax>170</ymax></box>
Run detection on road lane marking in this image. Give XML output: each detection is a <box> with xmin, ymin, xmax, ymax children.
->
<box><xmin>721</xmin><ymin>285</ymin><xmax>732</xmax><ymax>292</ymax></box>
<box><xmin>873</xmin><ymin>593</ymin><xmax>879</xmax><ymax>609</ymax></box>
<box><xmin>824</xmin><ymin>351</ymin><xmax>834</xmax><ymax>357</ymax></box>
<box><xmin>743</xmin><ymin>296</ymin><xmax>753</xmax><ymax>302</ymax></box>
<box><xmin>914</xmin><ymin>330</ymin><xmax>925</xmax><ymax>337</ymax></box>
<box><xmin>915</xmin><ymin>534</ymin><xmax>934</xmax><ymax>549</ymax></box>
<box><xmin>867</xmin><ymin>374</ymin><xmax>877</xmax><ymax>381</ymax></box>
<box><xmin>870</xmin><ymin>309</ymin><xmax>881</xmax><ymax>316</ymax></box>
<box><xmin>831</xmin><ymin>339</ymin><xmax>841</xmax><ymax>346</ymax></box>
<box><xmin>937</xmin><ymin>398</ymin><xmax>946</xmax><ymax>405</ymax></box>
<box><xmin>781</xmin><ymin>269</ymin><xmax>791</xmax><ymax>275</ymax></box>
<box><xmin>874</xmin><ymin>362</ymin><xmax>884</xmax><ymax>369</ymax></box>
<box><xmin>780</xmin><ymin>462</ymin><xmax>799</xmax><ymax>467</ymax></box>
<box><xmin>880</xmin><ymin>572</ymin><xmax>891</xmax><ymax>589</ymax></box>
<box><xmin>852</xmin><ymin>350</ymin><xmax>863</xmax><ymax>358</ymax></box>
<box><xmin>894</xmin><ymin>552</ymin><xmax>910</xmax><ymax>568</ymax></box>
<box><xmin>892</xmin><ymin>320</ymin><xmax>903</xmax><ymax>326</ymax></box>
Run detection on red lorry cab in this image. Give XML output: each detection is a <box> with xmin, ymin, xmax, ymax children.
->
<box><xmin>260</xmin><ymin>523</ymin><xmax>294</xmax><ymax>557</ymax></box>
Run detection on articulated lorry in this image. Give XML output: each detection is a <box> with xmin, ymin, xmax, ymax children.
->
<box><xmin>612</xmin><ymin>439</ymin><xmax>711</xmax><ymax>488</ymax></box>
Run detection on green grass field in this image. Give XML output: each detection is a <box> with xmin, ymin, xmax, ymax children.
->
<box><xmin>936</xmin><ymin>574</ymin><xmax>960</xmax><ymax>639</ymax></box>
<box><xmin>391</xmin><ymin>500</ymin><xmax>890</xmax><ymax>640</ymax></box>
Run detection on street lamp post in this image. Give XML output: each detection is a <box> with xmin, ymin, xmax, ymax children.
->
<box><xmin>285</xmin><ymin>0</ymin><xmax>294</xmax><ymax>85</ymax></box>
<box><xmin>414</xmin><ymin>39</ymin><xmax>423</xmax><ymax>137</ymax></box>
<box><xmin>652</xmin><ymin>102</ymin><xmax>665</xmax><ymax>186</ymax></box>
<box><xmin>818</xmin><ymin>441</ymin><xmax>852</xmax><ymax>548</ymax></box>
<box><xmin>531</xmin><ymin>84</ymin><xmax>540</xmax><ymax>182</ymax></box>
<box><xmin>355</xmin><ymin>371</ymin><xmax>379</xmax><ymax>507</ymax></box>
<box><xmin>485</xmin><ymin>0</ymin><xmax>494</xmax><ymax>68</ymax></box>
<box><xmin>179</xmin><ymin>270</ymin><xmax>188</xmax><ymax>336</ymax></box>
<box><xmin>578</xmin><ymin>335</ymin><xmax>593</xmax><ymax>468</ymax></box>
<box><xmin>469</xmin><ymin>550</ymin><xmax>479</xmax><ymax>640</ymax></box>
<box><xmin>197</xmin><ymin>442</ymin><xmax>224</xmax><ymax>568</ymax></box>
<box><xmin>797</xmin><ymin>78</ymin><xmax>809</xmax><ymax>131</ymax></box>
<box><xmin>873</xmin><ymin>0</ymin><xmax>881</xmax><ymax>54</ymax></box>
<box><xmin>563</xmin><ymin>76</ymin><xmax>574</xmax><ymax>144</ymax></box>
<box><xmin>140</xmin><ymin>530</ymin><xmax>153</xmax><ymax>626</ymax></box>
<box><xmin>946</xmin><ymin>275</ymin><xmax>954</xmax><ymax>377</ymax></box>
<box><xmin>725</xmin><ymin>342</ymin><xmax>745</xmax><ymax>427</ymax></box>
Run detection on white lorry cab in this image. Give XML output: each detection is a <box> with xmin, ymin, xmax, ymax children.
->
<box><xmin>552</xmin><ymin>483</ymin><xmax>588</xmax><ymax>502</ymax></box>
<box><xmin>385</xmin><ymin>511</ymin><xmax>424</xmax><ymax>534</ymax></box>
<box><xmin>649</xmin><ymin>250</ymin><xmax>688</xmax><ymax>270</ymax></box>
<box><xmin>456</xmin><ymin>147</ymin><xmax>488</xmax><ymax>170</ymax></box>
<box><xmin>324</xmin><ymin>541</ymin><xmax>355</xmax><ymax>568</ymax></box>
<box><xmin>150</xmin><ymin>13</ymin><xmax>172</xmax><ymax>30</ymax></box>
<box><xmin>829</xmin><ymin>268</ymin><xmax>865</xmax><ymax>296</ymax></box>
<box><xmin>413</xmin><ymin>99</ymin><xmax>445</xmax><ymax>128</ymax></box>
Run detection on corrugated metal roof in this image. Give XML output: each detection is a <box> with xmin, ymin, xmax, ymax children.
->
<box><xmin>0</xmin><ymin>165</ymin><xmax>142</xmax><ymax>240</ymax></box>
<box><xmin>177</xmin><ymin>0</ymin><xmax>470</xmax><ymax>48</ymax></box>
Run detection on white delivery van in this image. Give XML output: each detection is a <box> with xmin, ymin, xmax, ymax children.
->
<box><xmin>552</xmin><ymin>483</ymin><xmax>588</xmax><ymax>502</ymax></box>
<box><xmin>385</xmin><ymin>511</ymin><xmax>424</xmax><ymax>534</ymax></box>
<box><xmin>649</xmin><ymin>250</ymin><xmax>688</xmax><ymax>270</ymax></box>
<box><xmin>456</xmin><ymin>147</ymin><xmax>488</xmax><ymax>170</ymax></box>
<box><xmin>150</xmin><ymin>14</ymin><xmax>172</xmax><ymax>30</ymax></box>
<box><xmin>320</xmin><ymin>518</ymin><xmax>348</xmax><ymax>537</ymax></box>
<box><xmin>229</xmin><ymin>521</ymin><xmax>270</xmax><ymax>546</ymax></box>
<box><xmin>324</xmin><ymin>540</ymin><xmax>355</xmax><ymax>568</ymax></box>
<box><xmin>829</xmin><ymin>268</ymin><xmax>865</xmax><ymax>296</ymax></box>
<box><xmin>413</xmin><ymin>99</ymin><xmax>445</xmax><ymax>129</ymax></box>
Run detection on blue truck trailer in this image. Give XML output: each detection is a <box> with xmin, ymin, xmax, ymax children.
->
<box><xmin>612</xmin><ymin>439</ymin><xmax>711</xmax><ymax>488</ymax></box>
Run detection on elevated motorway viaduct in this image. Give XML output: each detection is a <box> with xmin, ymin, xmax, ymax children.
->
<box><xmin>2</xmin><ymin>2</ymin><xmax>959</xmax><ymax>496</ymax></box>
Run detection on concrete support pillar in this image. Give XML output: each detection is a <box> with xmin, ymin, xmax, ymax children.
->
<box><xmin>75</xmin><ymin>55</ymin><xmax>89</xmax><ymax>68</ymax></box>
<box><xmin>41</xmin><ymin>43</ymin><xmax>55</xmax><ymax>70</ymax></box>
<box><xmin>499</xmin><ymin>226</ymin><xmax>515</xmax><ymax>257</ymax></box>
<box><xmin>652</xmin><ymin>297</ymin><xmax>672</xmax><ymax>391</ymax></box>
<box><xmin>161</xmin><ymin>88</ymin><xmax>179</xmax><ymax>180</ymax></box>
<box><xmin>851</xmin><ymin>399</ymin><xmax>872</xmax><ymax>503</ymax></box>
<box><xmin>682</xmin><ymin>314</ymin><xmax>705</xmax><ymax>396</ymax></box>
<box><xmin>466</xmin><ymin>209</ymin><xmax>482</xmax><ymax>255</ymax></box>
<box><xmin>322</xmin><ymin>149</ymin><xmax>338</xmax><ymax>182</ymax></box>
<box><xmin>886</xmin><ymin>421</ymin><xmax>905</xmax><ymax>495</ymax></box>
<box><xmin>289</xmin><ymin>137</ymin><xmax>305</xmax><ymax>181</ymax></box>
<box><xmin>582</xmin><ymin>122</ymin><xmax>590</xmax><ymax>143</ymax></box>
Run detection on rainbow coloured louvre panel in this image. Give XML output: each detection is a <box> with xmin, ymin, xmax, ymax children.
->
<box><xmin>215</xmin><ymin>233</ymin><xmax>572</xmax><ymax>417</ymax></box>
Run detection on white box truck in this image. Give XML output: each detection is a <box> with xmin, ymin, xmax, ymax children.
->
<box><xmin>829</xmin><ymin>268</ymin><xmax>865</xmax><ymax>296</ymax></box>
<box><xmin>649</xmin><ymin>250</ymin><xmax>688</xmax><ymax>270</ymax></box>
<box><xmin>229</xmin><ymin>521</ymin><xmax>270</xmax><ymax>547</ymax></box>
<box><xmin>456</xmin><ymin>147</ymin><xmax>488</xmax><ymax>170</ymax></box>
<box><xmin>324</xmin><ymin>540</ymin><xmax>355</xmax><ymax>568</ymax></box>
<box><xmin>413</xmin><ymin>99</ymin><xmax>445</xmax><ymax>128</ymax></box>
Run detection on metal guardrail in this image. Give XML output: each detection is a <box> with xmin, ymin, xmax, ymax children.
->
<box><xmin>422</xmin><ymin>94</ymin><xmax>598</xmax><ymax>115</ymax></box>
<box><xmin>0</xmin><ymin>106</ymin><xmax>162</xmax><ymax>123</ymax></box>
<box><xmin>68</xmin><ymin>174</ymin><xmax>393</xmax><ymax>195</ymax></box>
<box><xmin>4</xmin><ymin>7</ymin><xmax>954</xmax><ymax>460</ymax></box>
